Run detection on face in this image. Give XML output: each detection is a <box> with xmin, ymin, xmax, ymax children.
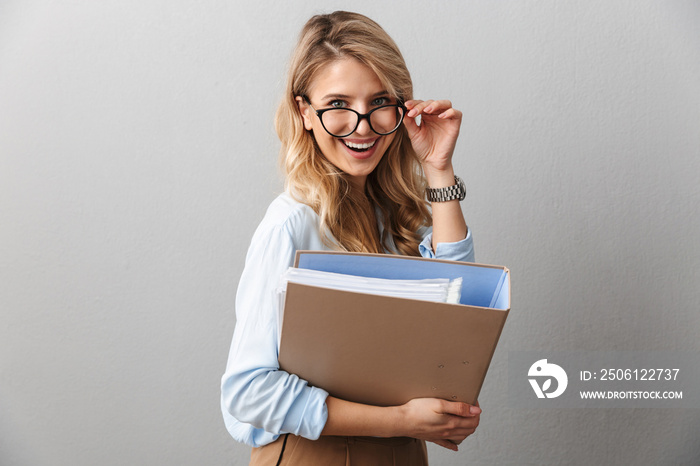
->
<box><xmin>297</xmin><ymin>57</ymin><xmax>398</xmax><ymax>189</ymax></box>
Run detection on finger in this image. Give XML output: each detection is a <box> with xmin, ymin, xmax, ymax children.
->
<box><xmin>404</xmin><ymin>99</ymin><xmax>423</xmax><ymax>110</ymax></box>
<box><xmin>430</xmin><ymin>439</ymin><xmax>459</xmax><ymax>452</ymax></box>
<box><xmin>459</xmin><ymin>419</ymin><xmax>480</xmax><ymax>436</ymax></box>
<box><xmin>407</xmin><ymin>100</ymin><xmax>434</xmax><ymax>118</ymax></box>
<box><xmin>447</xmin><ymin>434</ymin><xmax>470</xmax><ymax>444</ymax></box>
<box><xmin>438</xmin><ymin>108</ymin><xmax>463</xmax><ymax>120</ymax></box>
<box><xmin>446</xmin><ymin>418</ymin><xmax>479</xmax><ymax>436</ymax></box>
<box><xmin>423</xmin><ymin>99</ymin><xmax>453</xmax><ymax>114</ymax></box>
<box><xmin>448</xmin><ymin>429</ymin><xmax>476</xmax><ymax>445</ymax></box>
<box><xmin>402</xmin><ymin>111</ymin><xmax>420</xmax><ymax>138</ymax></box>
<box><xmin>438</xmin><ymin>401</ymin><xmax>479</xmax><ymax>417</ymax></box>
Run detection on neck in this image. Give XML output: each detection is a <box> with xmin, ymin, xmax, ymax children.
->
<box><xmin>347</xmin><ymin>174</ymin><xmax>367</xmax><ymax>192</ymax></box>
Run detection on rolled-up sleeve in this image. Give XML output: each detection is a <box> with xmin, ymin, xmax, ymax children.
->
<box><xmin>220</xmin><ymin>218</ymin><xmax>329</xmax><ymax>447</ymax></box>
<box><xmin>418</xmin><ymin>227</ymin><xmax>475</xmax><ymax>262</ymax></box>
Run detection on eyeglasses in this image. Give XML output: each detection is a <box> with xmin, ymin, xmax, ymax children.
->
<box><xmin>303</xmin><ymin>96</ymin><xmax>406</xmax><ymax>138</ymax></box>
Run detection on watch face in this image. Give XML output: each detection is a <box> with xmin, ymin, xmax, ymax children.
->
<box><xmin>456</xmin><ymin>176</ymin><xmax>466</xmax><ymax>200</ymax></box>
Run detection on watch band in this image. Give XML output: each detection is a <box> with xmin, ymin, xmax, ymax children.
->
<box><xmin>426</xmin><ymin>175</ymin><xmax>466</xmax><ymax>203</ymax></box>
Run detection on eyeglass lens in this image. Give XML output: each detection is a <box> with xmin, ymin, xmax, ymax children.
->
<box><xmin>321</xmin><ymin>106</ymin><xmax>405</xmax><ymax>137</ymax></box>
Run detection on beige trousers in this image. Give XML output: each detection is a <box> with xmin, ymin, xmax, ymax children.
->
<box><xmin>250</xmin><ymin>435</ymin><xmax>429</xmax><ymax>466</ymax></box>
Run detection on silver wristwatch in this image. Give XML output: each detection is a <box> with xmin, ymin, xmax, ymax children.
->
<box><xmin>426</xmin><ymin>175</ymin><xmax>466</xmax><ymax>203</ymax></box>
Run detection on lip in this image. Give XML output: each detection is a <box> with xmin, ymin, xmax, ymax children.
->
<box><xmin>339</xmin><ymin>137</ymin><xmax>381</xmax><ymax>160</ymax></box>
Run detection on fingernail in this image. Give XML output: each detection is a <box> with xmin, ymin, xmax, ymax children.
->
<box><xmin>407</xmin><ymin>109</ymin><xmax>416</xmax><ymax>117</ymax></box>
<box><xmin>424</xmin><ymin>106</ymin><xmax>433</xmax><ymax>113</ymax></box>
<box><xmin>469</xmin><ymin>406</ymin><xmax>481</xmax><ymax>415</ymax></box>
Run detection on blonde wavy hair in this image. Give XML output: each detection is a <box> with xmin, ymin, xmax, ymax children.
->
<box><xmin>275</xmin><ymin>11</ymin><xmax>431</xmax><ymax>256</ymax></box>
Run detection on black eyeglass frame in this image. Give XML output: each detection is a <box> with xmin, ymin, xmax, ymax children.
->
<box><xmin>302</xmin><ymin>95</ymin><xmax>407</xmax><ymax>138</ymax></box>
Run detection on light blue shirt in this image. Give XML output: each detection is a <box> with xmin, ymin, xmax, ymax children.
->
<box><xmin>221</xmin><ymin>193</ymin><xmax>474</xmax><ymax>447</ymax></box>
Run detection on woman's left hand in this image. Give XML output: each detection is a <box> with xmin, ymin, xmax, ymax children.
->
<box><xmin>403</xmin><ymin>99</ymin><xmax>462</xmax><ymax>173</ymax></box>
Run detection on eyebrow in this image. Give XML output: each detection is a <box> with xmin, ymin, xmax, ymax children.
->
<box><xmin>319</xmin><ymin>90</ymin><xmax>391</xmax><ymax>101</ymax></box>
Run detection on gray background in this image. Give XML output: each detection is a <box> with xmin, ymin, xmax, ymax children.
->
<box><xmin>1</xmin><ymin>0</ymin><xmax>699</xmax><ymax>465</ymax></box>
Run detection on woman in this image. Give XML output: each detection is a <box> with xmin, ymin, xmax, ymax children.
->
<box><xmin>221</xmin><ymin>11</ymin><xmax>480</xmax><ymax>465</ymax></box>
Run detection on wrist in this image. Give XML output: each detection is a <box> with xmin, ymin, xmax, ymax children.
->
<box><xmin>388</xmin><ymin>405</ymin><xmax>409</xmax><ymax>437</ymax></box>
<box><xmin>423</xmin><ymin>165</ymin><xmax>455</xmax><ymax>188</ymax></box>
<box><xmin>371</xmin><ymin>405</ymin><xmax>405</xmax><ymax>438</ymax></box>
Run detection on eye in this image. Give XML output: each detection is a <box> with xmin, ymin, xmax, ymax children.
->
<box><xmin>329</xmin><ymin>100</ymin><xmax>347</xmax><ymax>108</ymax></box>
<box><xmin>371</xmin><ymin>97</ymin><xmax>389</xmax><ymax>106</ymax></box>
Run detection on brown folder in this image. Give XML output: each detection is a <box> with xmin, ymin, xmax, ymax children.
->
<box><xmin>278</xmin><ymin>251</ymin><xmax>510</xmax><ymax>407</ymax></box>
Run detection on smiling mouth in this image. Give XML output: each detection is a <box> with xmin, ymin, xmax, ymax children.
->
<box><xmin>343</xmin><ymin>139</ymin><xmax>377</xmax><ymax>152</ymax></box>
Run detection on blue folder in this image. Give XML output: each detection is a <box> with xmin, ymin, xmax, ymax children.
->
<box><xmin>297</xmin><ymin>251</ymin><xmax>509</xmax><ymax>310</ymax></box>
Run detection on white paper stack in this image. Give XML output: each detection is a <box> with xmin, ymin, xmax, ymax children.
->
<box><xmin>279</xmin><ymin>267</ymin><xmax>463</xmax><ymax>304</ymax></box>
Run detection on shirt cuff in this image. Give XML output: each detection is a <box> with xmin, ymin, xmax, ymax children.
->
<box><xmin>419</xmin><ymin>228</ymin><xmax>475</xmax><ymax>263</ymax></box>
<box><xmin>287</xmin><ymin>386</ymin><xmax>329</xmax><ymax>440</ymax></box>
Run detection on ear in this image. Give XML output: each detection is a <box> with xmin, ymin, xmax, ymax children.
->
<box><xmin>295</xmin><ymin>96</ymin><xmax>314</xmax><ymax>131</ymax></box>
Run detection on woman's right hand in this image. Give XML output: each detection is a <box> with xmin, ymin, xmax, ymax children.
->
<box><xmin>397</xmin><ymin>398</ymin><xmax>481</xmax><ymax>451</ymax></box>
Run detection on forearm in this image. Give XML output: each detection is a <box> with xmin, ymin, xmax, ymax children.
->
<box><xmin>423</xmin><ymin>165</ymin><xmax>468</xmax><ymax>249</ymax></box>
<box><xmin>321</xmin><ymin>396</ymin><xmax>402</xmax><ymax>437</ymax></box>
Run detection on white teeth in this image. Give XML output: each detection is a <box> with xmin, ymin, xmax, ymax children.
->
<box><xmin>344</xmin><ymin>140</ymin><xmax>376</xmax><ymax>150</ymax></box>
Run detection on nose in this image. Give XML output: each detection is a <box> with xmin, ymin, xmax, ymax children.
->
<box><xmin>354</xmin><ymin>115</ymin><xmax>372</xmax><ymax>136</ymax></box>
